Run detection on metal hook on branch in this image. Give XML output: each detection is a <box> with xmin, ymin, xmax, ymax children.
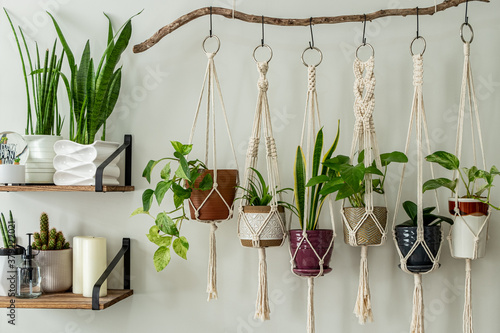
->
<box><xmin>210</xmin><ymin>6</ymin><xmax>213</xmax><ymax>36</ymax></box>
<box><xmin>362</xmin><ymin>14</ymin><xmax>367</xmax><ymax>45</ymax></box>
<box><xmin>308</xmin><ymin>17</ymin><xmax>314</xmax><ymax>49</ymax></box>
<box><xmin>261</xmin><ymin>15</ymin><xmax>265</xmax><ymax>46</ymax></box>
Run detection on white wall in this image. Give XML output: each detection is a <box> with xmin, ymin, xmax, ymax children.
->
<box><xmin>1</xmin><ymin>0</ymin><xmax>499</xmax><ymax>332</ymax></box>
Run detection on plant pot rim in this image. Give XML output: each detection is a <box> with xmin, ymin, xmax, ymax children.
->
<box><xmin>448</xmin><ymin>197</ymin><xmax>487</xmax><ymax>203</ymax></box>
<box><xmin>37</xmin><ymin>248</ymin><xmax>72</xmax><ymax>253</ymax></box>
<box><xmin>289</xmin><ymin>228</ymin><xmax>333</xmax><ymax>232</ymax></box>
<box><xmin>242</xmin><ymin>205</ymin><xmax>285</xmax><ymax>213</ymax></box>
<box><xmin>24</xmin><ymin>134</ymin><xmax>63</xmax><ymax>138</ymax></box>
<box><xmin>201</xmin><ymin>168</ymin><xmax>239</xmax><ymax>172</ymax></box>
<box><xmin>344</xmin><ymin>206</ymin><xmax>387</xmax><ymax>209</ymax></box>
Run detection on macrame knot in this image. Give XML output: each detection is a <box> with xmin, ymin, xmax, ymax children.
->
<box><xmin>307</xmin><ymin>65</ymin><xmax>316</xmax><ymax>92</ymax></box>
<box><xmin>211</xmin><ymin>221</ymin><xmax>218</xmax><ymax>232</ymax></box>
<box><xmin>252</xmin><ymin>235</ymin><xmax>261</xmax><ymax>248</ymax></box>
<box><xmin>247</xmin><ymin>138</ymin><xmax>260</xmax><ymax>158</ymax></box>
<box><xmin>473</xmin><ymin>236</ymin><xmax>480</xmax><ymax>245</ymax></box>
<box><xmin>265</xmin><ymin>137</ymin><xmax>277</xmax><ymax>158</ymax></box>
<box><xmin>412</xmin><ymin>55</ymin><xmax>424</xmax><ymax>87</ymax></box>
<box><xmin>454</xmin><ymin>206</ymin><xmax>460</xmax><ymax>215</ymax></box>
<box><xmin>206</xmin><ymin>52</ymin><xmax>215</xmax><ymax>59</ymax></box>
<box><xmin>464</xmin><ymin>42</ymin><xmax>470</xmax><ymax>57</ymax></box>
<box><xmin>257</xmin><ymin>61</ymin><xmax>268</xmax><ymax>75</ymax></box>
<box><xmin>416</xmin><ymin>228</ymin><xmax>424</xmax><ymax>242</ymax></box>
<box><xmin>349</xmin><ymin>231</ymin><xmax>357</xmax><ymax>246</ymax></box>
<box><xmin>318</xmin><ymin>259</ymin><xmax>324</xmax><ymax>266</ymax></box>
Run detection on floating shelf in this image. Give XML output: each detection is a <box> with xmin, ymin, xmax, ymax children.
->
<box><xmin>0</xmin><ymin>289</ymin><xmax>133</xmax><ymax>310</ymax></box>
<box><xmin>0</xmin><ymin>185</ymin><xmax>134</xmax><ymax>192</ymax></box>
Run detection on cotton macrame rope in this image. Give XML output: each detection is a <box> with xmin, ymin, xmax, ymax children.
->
<box><xmin>391</xmin><ymin>52</ymin><xmax>442</xmax><ymax>333</ymax></box>
<box><xmin>188</xmin><ymin>41</ymin><xmax>239</xmax><ymax>301</ymax></box>
<box><xmin>237</xmin><ymin>59</ymin><xmax>286</xmax><ymax>321</ymax></box>
<box><xmin>447</xmin><ymin>39</ymin><xmax>489</xmax><ymax>333</ymax></box>
<box><xmin>288</xmin><ymin>61</ymin><xmax>336</xmax><ymax>333</ymax></box>
<box><xmin>343</xmin><ymin>53</ymin><xmax>387</xmax><ymax>324</ymax></box>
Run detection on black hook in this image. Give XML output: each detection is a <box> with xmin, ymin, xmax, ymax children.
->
<box><xmin>465</xmin><ymin>0</ymin><xmax>469</xmax><ymax>25</ymax></box>
<box><xmin>209</xmin><ymin>6</ymin><xmax>213</xmax><ymax>37</ymax></box>
<box><xmin>362</xmin><ymin>14</ymin><xmax>367</xmax><ymax>45</ymax></box>
<box><xmin>416</xmin><ymin>7</ymin><xmax>419</xmax><ymax>38</ymax></box>
<box><xmin>309</xmin><ymin>17</ymin><xmax>314</xmax><ymax>49</ymax></box>
<box><xmin>261</xmin><ymin>15</ymin><xmax>265</xmax><ymax>46</ymax></box>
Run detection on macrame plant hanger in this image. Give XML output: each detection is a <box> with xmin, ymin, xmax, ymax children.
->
<box><xmin>391</xmin><ymin>9</ymin><xmax>442</xmax><ymax>333</ymax></box>
<box><xmin>288</xmin><ymin>21</ymin><xmax>336</xmax><ymax>333</ymax></box>
<box><xmin>188</xmin><ymin>10</ymin><xmax>239</xmax><ymax>301</ymax></box>
<box><xmin>341</xmin><ymin>16</ymin><xmax>388</xmax><ymax>324</ymax></box>
<box><xmin>448</xmin><ymin>5</ymin><xmax>489</xmax><ymax>332</ymax></box>
<box><xmin>237</xmin><ymin>23</ymin><xmax>286</xmax><ymax>321</ymax></box>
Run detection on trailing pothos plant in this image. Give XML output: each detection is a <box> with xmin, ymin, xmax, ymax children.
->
<box><xmin>132</xmin><ymin>141</ymin><xmax>213</xmax><ymax>271</ymax></box>
<box><xmin>398</xmin><ymin>200</ymin><xmax>453</xmax><ymax>227</ymax></box>
<box><xmin>48</xmin><ymin>11</ymin><xmax>141</xmax><ymax>144</ymax></box>
<box><xmin>314</xmin><ymin>150</ymin><xmax>408</xmax><ymax>207</ymax></box>
<box><xmin>294</xmin><ymin>122</ymin><xmax>340</xmax><ymax>231</ymax></box>
<box><xmin>237</xmin><ymin>167</ymin><xmax>293</xmax><ymax>208</ymax></box>
<box><xmin>423</xmin><ymin>151</ymin><xmax>500</xmax><ymax>210</ymax></box>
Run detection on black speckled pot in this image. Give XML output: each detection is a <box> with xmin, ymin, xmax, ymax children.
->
<box><xmin>395</xmin><ymin>225</ymin><xmax>441</xmax><ymax>273</ymax></box>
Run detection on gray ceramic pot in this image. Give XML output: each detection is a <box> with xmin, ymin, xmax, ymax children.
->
<box><xmin>37</xmin><ymin>248</ymin><xmax>72</xmax><ymax>293</ymax></box>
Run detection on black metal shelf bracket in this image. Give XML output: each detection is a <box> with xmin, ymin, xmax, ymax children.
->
<box><xmin>92</xmin><ymin>238</ymin><xmax>131</xmax><ymax>310</ymax></box>
<box><xmin>95</xmin><ymin>134</ymin><xmax>132</xmax><ymax>192</ymax></box>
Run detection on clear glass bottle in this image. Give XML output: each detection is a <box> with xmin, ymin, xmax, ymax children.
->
<box><xmin>16</xmin><ymin>233</ymin><xmax>42</xmax><ymax>298</ymax></box>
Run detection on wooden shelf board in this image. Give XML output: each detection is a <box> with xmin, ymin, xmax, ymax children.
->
<box><xmin>0</xmin><ymin>289</ymin><xmax>133</xmax><ymax>310</ymax></box>
<box><xmin>0</xmin><ymin>185</ymin><xmax>134</xmax><ymax>192</ymax></box>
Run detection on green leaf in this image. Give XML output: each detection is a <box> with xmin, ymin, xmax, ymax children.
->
<box><xmin>490</xmin><ymin>165</ymin><xmax>500</xmax><ymax>176</ymax></box>
<box><xmin>365</xmin><ymin>166</ymin><xmax>384</xmax><ymax>176</ymax></box>
<box><xmin>425</xmin><ymin>151</ymin><xmax>459</xmax><ymax>170</ymax></box>
<box><xmin>422</xmin><ymin>206</ymin><xmax>436</xmax><ymax>215</ymax></box>
<box><xmin>335</xmin><ymin>184</ymin><xmax>355</xmax><ymax>201</ymax></box>
<box><xmin>171</xmin><ymin>183</ymin><xmax>191</xmax><ymax>205</ymax></box>
<box><xmin>173</xmin><ymin>236</ymin><xmax>189</xmax><ymax>260</ymax></box>
<box><xmin>154</xmin><ymin>181</ymin><xmax>172</xmax><ymax>205</ymax></box>
<box><xmin>153</xmin><ymin>246</ymin><xmax>171</xmax><ymax>272</ymax></box>
<box><xmin>160</xmin><ymin>162</ymin><xmax>171</xmax><ymax>180</ymax></box>
<box><xmin>174</xmin><ymin>152</ymin><xmax>191</xmax><ymax>180</ymax></box>
<box><xmin>311</xmin><ymin>128</ymin><xmax>323</xmax><ymax>178</ymax></box>
<box><xmin>380</xmin><ymin>151</ymin><xmax>408</xmax><ymax>166</ymax></box>
<box><xmin>142</xmin><ymin>189</ymin><xmax>154</xmax><ymax>212</ymax></box>
<box><xmin>142</xmin><ymin>159</ymin><xmax>162</xmax><ymax>183</ymax></box>
<box><xmin>426</xmin><ymin>214</ymin><xmax>454</xmax><ymax>226</ymax></box>
<box><xmin>155</xmin><ymin>212</ymin><xmax>179</xmax><ymax>237</ymax></box>
<box><xmin>402</xmin><ymin>201</ymin><xmax>417</xmax><ymax>223</ymax></box>
<box><xmin>339</xmin><ymin>163</ymin><xmax>365</xmax><ymax>193</ymax></box>
<box><xmin>294</xmin><ymin>146</ymin><xmax>306</xmax><ymax>228</ymax></box>
<box><xmin>319</xmin><ymin>179</ymin><xmax>344</xmax><ymax>196</ymax></box>
<box><xmin>357</xmin><ymin>149</ymin><xmax>365</xmax><ymax>164</ymax></box>
<box><xmin>131</xmin><ymin>207</ymin><xmax>146</xmax><ymax>216</ymax></box>
<box><xmin>422</xmin><ymin>178</ymin><xmax>457</xmax><ymax>193</ymax></box>
<box><xmin>467</xmin><ymin>166</ymin><xmax>479</xmax><ymax>182</ymax></box>
<box><xmin>146</xmin><ymin>226</ymin><xmax>172</xmax><ymax>247</ymax></box>
<box><xmin>306</xmin><ymin>175</ymin><xmax>330</xmax><ymax>187</ymax></box>
<box><xmin>199</xmin><ymin>173</ymin><xmax>213</xmax><ymax>191</ymax></box>
<box><xmin>171</xmin><ymin>141</ymin><xmax>193</xmax><ymax>155</ymax></box>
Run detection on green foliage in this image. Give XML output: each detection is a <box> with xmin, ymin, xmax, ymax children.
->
<box><xmin>5</xmin><ymin>9</ymin><xmax>64</xmax><ymax>136</ymax></box>
<box><xmin>48</xmin><ymin>11</ymin><xmax>141</xmax><ymax>144</ymax></box>
<box><xmin>133</xmin><ymin>141</ymin><xmax>211</xmax><ymax>271</ymax></box>
<box><xmin>294</xmin><ymin>122</ymin><xmax>340</xmax><ymax>230</ymax></box>
<box><xmin>0</xmin><ymin>213</ymin><xmax>13</xmax><ymax>249</ymax></box>
<box><xmin>398</xmin><ymin>200</ymin><xmax>454</xmax><ymax>227</ymax></box>
<box><xmin>32</xmin><ymin>212</ymin><xmax>70</xmax><ymax>250</ymax></box>
<box><xmin>424</xmin><ymin>151</ymin><xmax>500</xmax><ymax>210</ymax></box>
<box><xmin>317</xmin><ymin>150</ymin><xmax>407</xmax><ymax>208</ymax></box>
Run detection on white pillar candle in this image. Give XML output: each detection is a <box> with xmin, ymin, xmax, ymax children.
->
<box><xmin>82</xmin><ymin>237</ymin><xmax>107</xmax><ymax>298</ymax></box>
<box><xmin>72</xmin><ymin>236</ymin><xmax>93</xmax><ymax>294</ymax></box>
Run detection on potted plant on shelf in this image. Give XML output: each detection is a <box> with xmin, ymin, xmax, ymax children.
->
<box><xmin>47</xmin><ymin>12</ymin><xmax>139</xmax><ymax>186</ymax></box>
<box><xmin>0</xmin><ymin>211</ymin><xmax>23</xmax><ymax>296</ymax></box>
<box><xmin>5</xmin><ymin>9</ymin><xmax>65</xmax><ymax>184</ymax></box>
<box><xmin>237</xmin><ymin>167</ymin><xmax>293</xmax><ymax>247</ymax></box>
<box><xmin>133</xmin><ymin>141</ymin><xmax>238</xmax><ymax>271</ymax></box>
<box><xmin>423</xmin><ymin>151</ymin><xmax>499</xmax><ymax>259</ymax></box>
<box><xmin>319</xmin><ymin>150</ymin><xmax>408</xmax><ymax>245</ymax></box>
<box><xmin>289</xmin><ymin>127</ymin><xmax>339</xmax><ymax>276</ymax></box>
<box><xmin>395</xmin><ymin>200</ymin><xmax>453</xmax><ymax>273</ymax></box>
<box><xmin>32</xmin><ymin>212</ymin><xmax>72</xmax><ymax>293</ymax></box>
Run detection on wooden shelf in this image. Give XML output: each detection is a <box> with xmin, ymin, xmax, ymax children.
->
<box><xmin>0</xmin><ymin>289</ymin><xmax>133</xmax><ymax>310</ymax></box>
<box><xmin>0</xmin><ymin>185</ymin><xmax>134</xmax><ymax>192</ymax></box>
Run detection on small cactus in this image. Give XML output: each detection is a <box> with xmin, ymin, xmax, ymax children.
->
<box><xmin>31</xmin><ymin>213</ymin><xmax>70</xmax><ymax>251</ymax></box>
<box><xmin>56</xmin><ymin>241</ymin><xmax>63</xmax><ymax>250</ymax></box>
<box><xmin>63</xmin><ymin>242</ymin><xmax>70</xmax><ymax>249</ymax></box>
<box><xmin>40</xmin><ymin>231</ymin><xmax>48</xmax><ymax>246</ymax></box>
<box><xmin>40</xmin><ymin>213</ymin><xmax>49</xmax><ymax>233</ymax></box>
<box><xmin>41</xmin><ymin>244</ymin><xmax>47</xmax><ymax>250</ymax></box>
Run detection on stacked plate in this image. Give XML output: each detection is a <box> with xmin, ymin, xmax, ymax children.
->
<box><xmin>24</xmin><ymin>135</ymin><xmax>61</xmax><ymax>183</ymax></box>
<box><xmin>53</xmin><ymin>140</ymin><xmax>121</xmax><ymax>186</ymax></box>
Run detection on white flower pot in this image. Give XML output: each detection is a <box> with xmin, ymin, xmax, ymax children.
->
<box><xmin>239</xmin><ymin>206</ymin><xmax>286</xmax><ymax>247</ymax></box>
<box><xmin>24</xmin><ymin>135</ymin><xmax>62</xmax><ymax>183</ymax></box>
<box><xmin>449</xmin><ymin>198</ymin><xmax>489</xmax><ymax>259</ymax></box>
<box><xmin>0</xmin><ymin>165</ymin><xmax>25</xmax><ymax>184</ymax></box>
<box><xmin>53</xmin><ymin>140</ymin><xmax>120</xmax><ymax>186</ymax></box>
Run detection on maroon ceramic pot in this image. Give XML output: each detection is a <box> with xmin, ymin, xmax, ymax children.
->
<box><xmin>289</xmin><ymin>229</ymin><xmax>333</xmax><ymax>276</ymax></box>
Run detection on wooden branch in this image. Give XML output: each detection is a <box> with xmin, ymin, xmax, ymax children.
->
<box><xmin>133</xmin><ymin>0</ymin><xmax>489</xmax><ymax>53</ymax></box>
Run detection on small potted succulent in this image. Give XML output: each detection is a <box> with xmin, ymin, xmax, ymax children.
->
<box><xmin>289</xmin><ymin>127</ymin><xmax>339</xmax><ymax>276</ymax></box>
<box><xmin>133</xmin><ymin>141</ymin><xmax>237</xmax><ymax>271</ymax></box>
<box><xmin>237</xmin><ymin>168</ymin><xmax>293</xmax><ymax>247</ymax></box>
<box><xmin>32</xmin><ymin>212</ymin><xmax>72</xmax><ymax>293</ymax></box>
<box><xmin>423</xmin><ymin>151</ymin><xmax>499</xmax><ymax>258</ymax></box>
<box><xmin>319</xmin><ymin>150</ymin><xmax>407</xmax><ymax>245</ymax></box>
<box><xmin>395</xmin><ymin>201</ymin><xmax>453</xmax><ymax>273</ymax></box>
<box><xmin>0</xmin><ymin>211</ymin><xmax>23</xmax><ymax>296</ymax></box>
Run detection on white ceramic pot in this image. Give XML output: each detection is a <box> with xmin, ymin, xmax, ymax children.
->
<box><xmin>24</xmin><ymin>135</ymin><xmax>61</xmax><ymax>183</ymax></box>
<box><xmin>0</xmin><ymin>248</ymin><xmax>23</xmax><ymax>296</ymax></box>
<box><xmin>449</xmin><ymin>198</ymin><xmax>489</xmax><ymax>259</ymax></box>
<box><xmin>37</xmin><ymin>248</ymin><xmax>72</xmax><ymax>293</ymax></box>
<box><xmin>0</xmin><ymin>165</ymin><xmax>25</xmax><ymax>184</ymax></box>
<box><xmin>238</xmin><ymin>206</ymin><xmax>286</xmax><ymax>247</ymax></box>
<box><xmin>53</xmin><ymin>140</ymin><xmax>120</xmax><ymax>186</ymax></box>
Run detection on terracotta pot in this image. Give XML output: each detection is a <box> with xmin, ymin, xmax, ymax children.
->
<box><xmin>37</xmin><ymin>248</ymin><xmax>72</xmax><ymax>293</ymax></box>
<box><xmin>343</xmin><ymin>206</ymin><xmax>387</xmax><ymax>246</ymax></box>
<box><xmin>239</xmin><ymin>206</ymin><xmax>286</xmax><ymax>248</ymax></box>
<box><xmin>448</xmin><ymin>198</ymin><xmax>489</xmax><ymax>259</ymax></box>
<box><xmin>289</xmin><ymin>229</ymin><xmax>333</xmax><ymax>276</ymax></box>
<box><xmin>395</xmin><ymin>226</ymin><xmax>441</xmax><ymax>273</ymax></box>
<box><xmin>0</xmin><ymin>248</ymin><xmax>23</xmax><ymax>296</ymax></box>
<box><xmin>189</xmin><ymin>169</ymin><xmax>238</xmax><ymax>221</ymax></box>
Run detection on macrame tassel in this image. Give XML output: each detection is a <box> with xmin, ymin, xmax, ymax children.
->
<box><xmin>463</xmin><ymin>259</ymin><xmax>473</xmax><ymax>333</ymax></box>
<box><xmin>254</xmin><ymin>247</ymin><xmax>270</xmax><ymax>321</ymax></box>
<box><xmin>307</xmin><ymin>277</ymin><xmax>315</xmax><ymax>333</ymax></box>
<box><xmin>410</xmin><ymin>274</ymin><xmax>424</xmax><ymax>333</ymax></box>
<box><xmin>206</xmin><ymin>221</ymin><xmax>218</xmax><ymax>301</ymax></box>
<box><xmin>354</xmin><ymin>245</ymin><xmax>373</xmax><ymax>324</ymax></box>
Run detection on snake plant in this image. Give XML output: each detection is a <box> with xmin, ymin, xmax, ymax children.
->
<box><xmin>47</xmin><ymin>11</ymin><xmax>140</xmax><ymax>144</ymax></box>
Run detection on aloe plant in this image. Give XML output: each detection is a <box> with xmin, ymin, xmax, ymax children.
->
<box><xmin>294</xmin><ymin>122</ymin><xmax>340</xmax><ymax>231</ymax></box>
<box><xmin>47</xmin><ymin>11</ymin><xmax>140</xmax><ymax>144</ymax></box>
<box><xmin>4</xmin><ymin>9</ymin><xmax>64</xmax><ymax>136</ymax></box>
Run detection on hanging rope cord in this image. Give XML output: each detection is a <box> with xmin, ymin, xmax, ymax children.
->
<box><xmin>187</xmin><ymin>37</ymin><xmax>240</xmax><ymax>301</ymax></box>
<box><xmin>391</xmin><ymin>51</ymin><xmax>442</xmax><ymax>333</ymax></box>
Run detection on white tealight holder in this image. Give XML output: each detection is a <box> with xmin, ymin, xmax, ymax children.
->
<box><xmin>0</xmin><ymin>131</ymin><xmax>29</xmax><ymax>184</ymax></box>
<box><xmin>0</xmin><ymin>164</ymin><xmax>25</xmax><ymax>184</ymax></box>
